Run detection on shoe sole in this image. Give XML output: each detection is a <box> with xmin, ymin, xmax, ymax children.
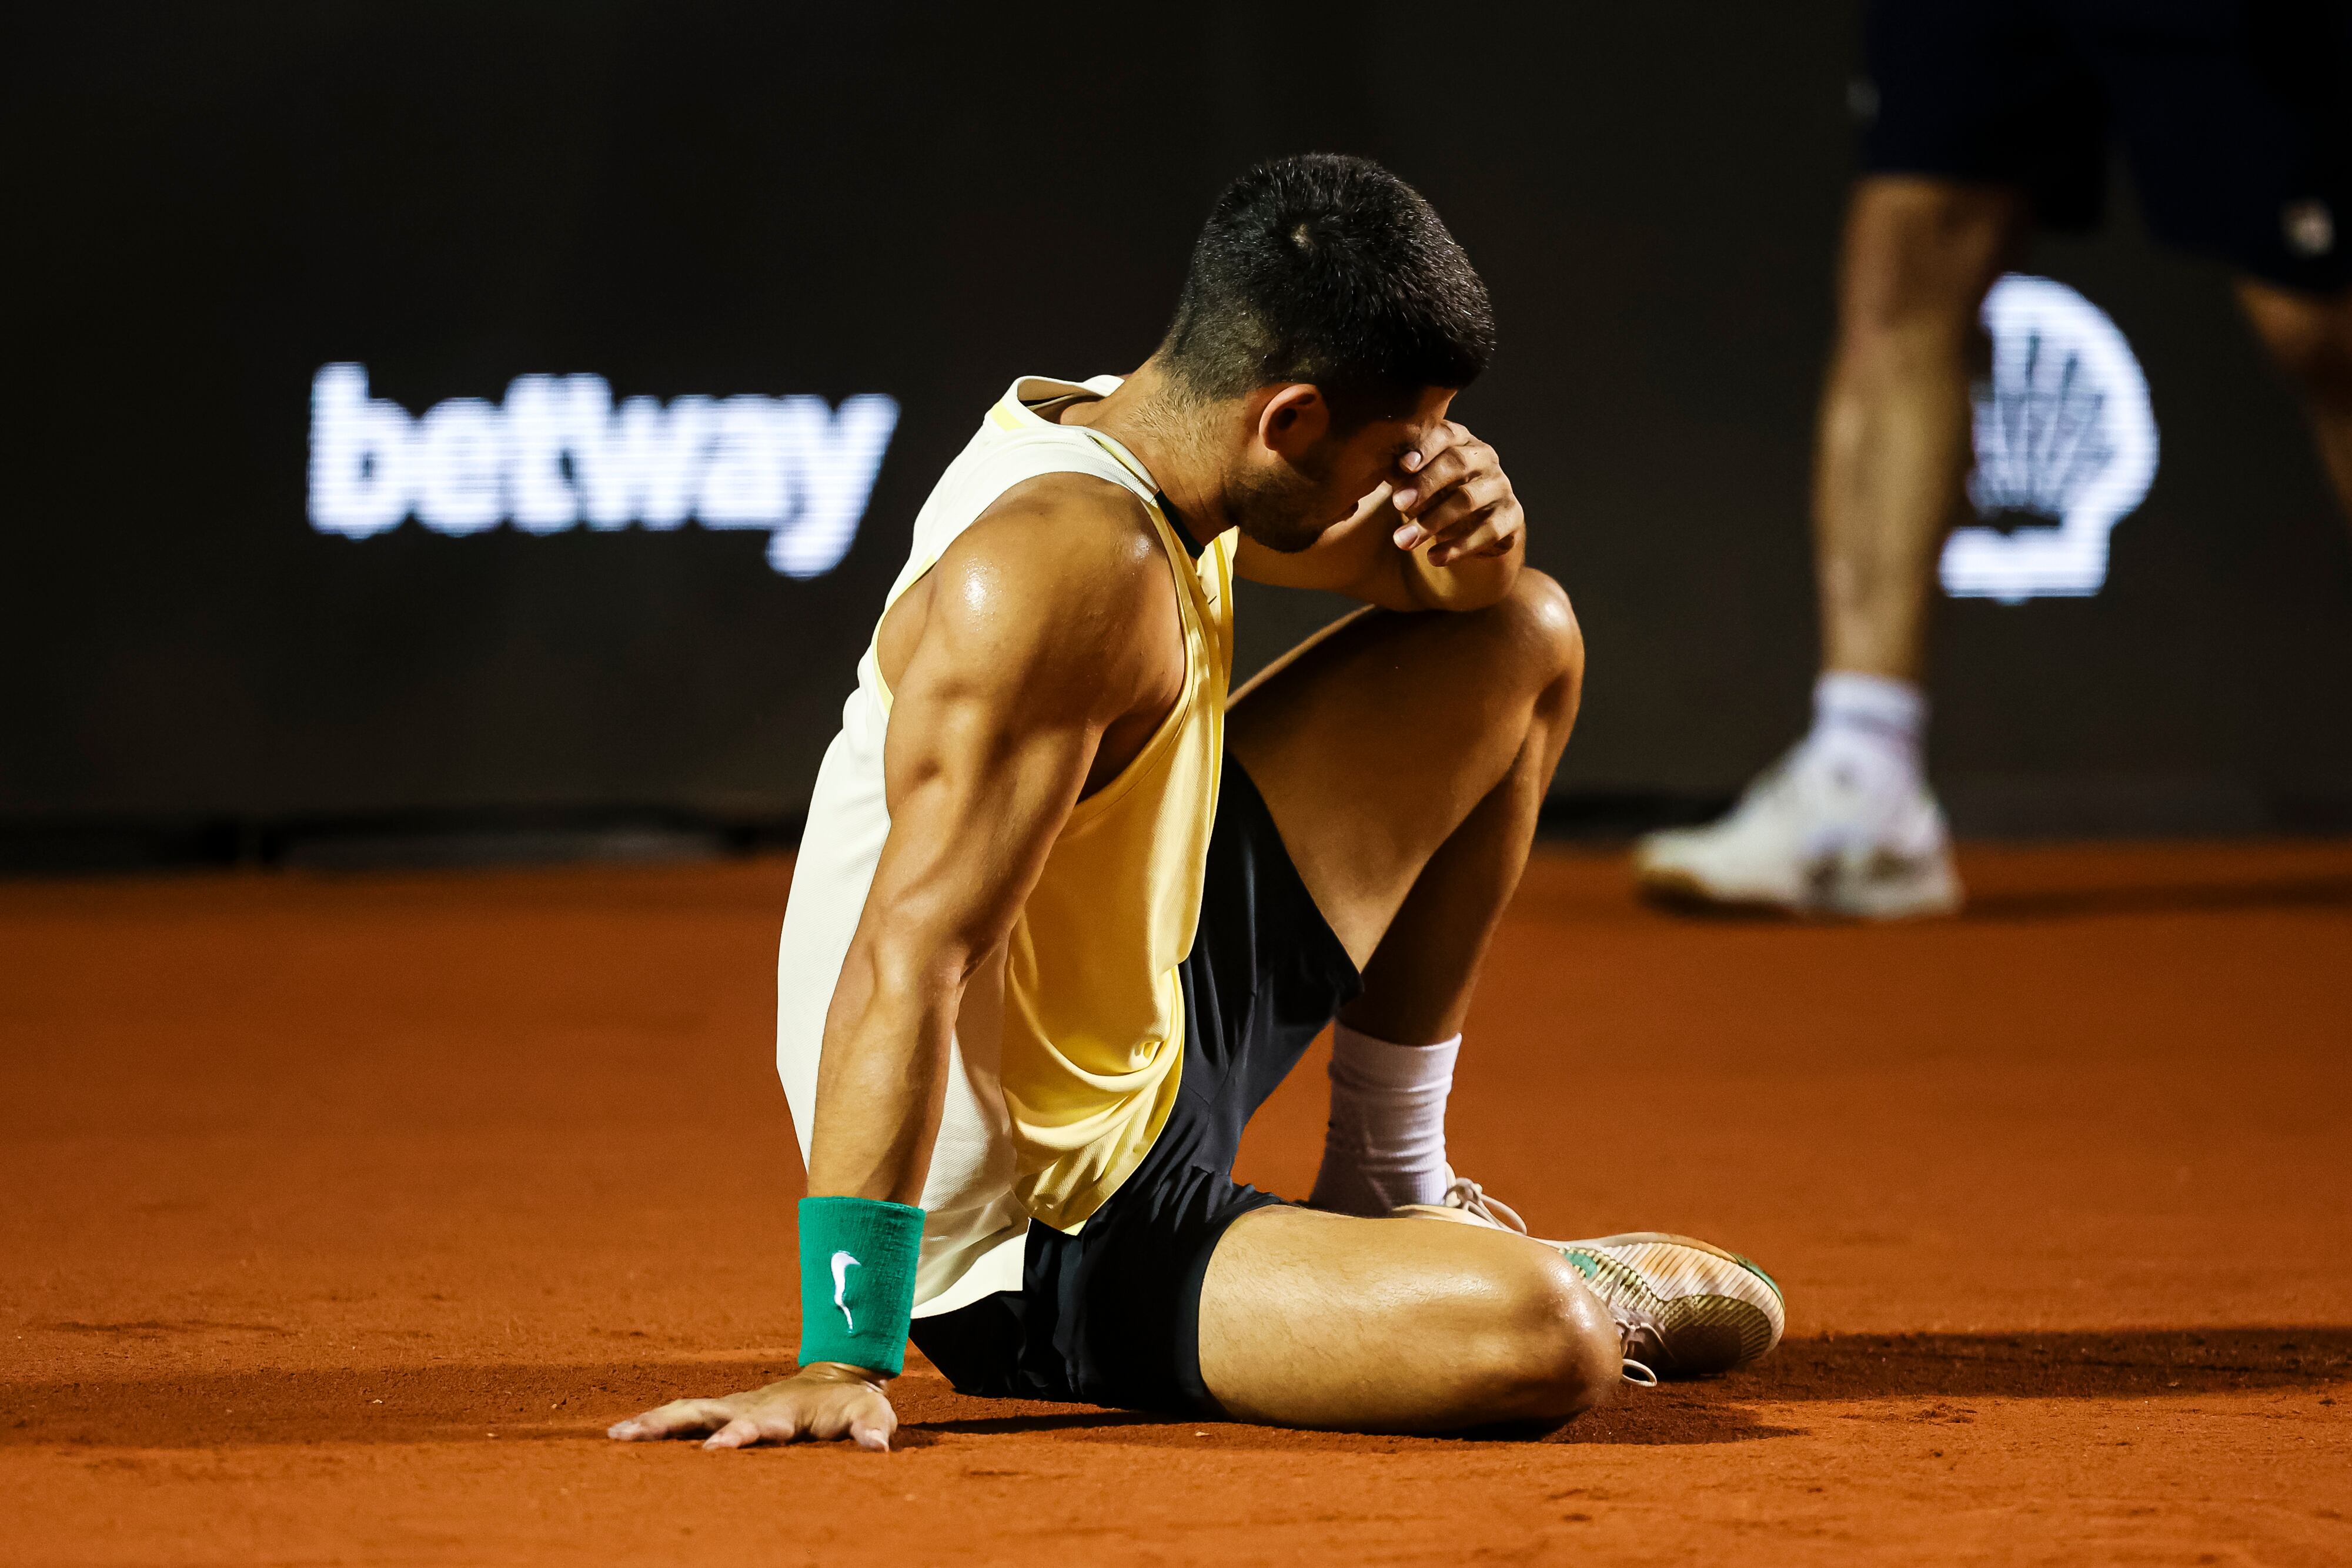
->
<box><xmin>1818</xmin><ymin>857</ymin><xmax>1963</xmax><ymax>920</ymax></box>
<box><xmin>1636</xmin><ymin>860</ymin><xmax>1963</xmax><ymax>922</ymax></box>
<box><xmin>1634</xmin><ymin>862</ymin><xmax>1804</xmax><ymax>918</ymax></box>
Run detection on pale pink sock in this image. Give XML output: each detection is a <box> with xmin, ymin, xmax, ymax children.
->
<box><xmin>1306</xmin><ymin>1022</ymin><xmax>1461</xmax><ymax>1216</ymax></box>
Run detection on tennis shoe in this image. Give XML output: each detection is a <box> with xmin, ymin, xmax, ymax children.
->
<box><xmin>1399</xmin><ymin>1175</ymin><xmax>1786</xmax><ymax>1382</ymax></box>
<box><xmin>1632</xmin><ymin>743</ymin><xmax>1961</xmax><ymax>919</ymax></box>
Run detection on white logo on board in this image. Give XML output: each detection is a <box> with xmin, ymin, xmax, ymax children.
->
<box><xmin>1941</xmin><ymin>275</ymin><xmax>2159</xmax><ymax>603</ymax></box>
<box><xmin>307</xmin><ymin>364</ymin><xmax>899</xmax><ymax>579</ymax></box>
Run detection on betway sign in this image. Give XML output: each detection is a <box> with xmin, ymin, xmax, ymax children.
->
<box><xmin>307</xmin><ymin>364</ymin><xmax>898</xmax><ymax>578</ymax></box>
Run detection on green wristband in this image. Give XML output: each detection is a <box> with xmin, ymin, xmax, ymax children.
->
<box><xmin>797</xmin><ymin>1196</ymin><xmax>924</xmax><ymax>1377</ymax></box>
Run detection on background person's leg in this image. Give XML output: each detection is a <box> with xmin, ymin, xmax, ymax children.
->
<box><xmin>1815</xmin><ymin>177</ymin><xmax>2027</xmax><ymax>682</ymax></box>
<box><xmin>1196</xmin><ymin>1205</ymin><xmax>1618</xmax><ymax>1432</ymax></box>
<box><xmin>2237</xmin><ymin>277</ymin><xmax>2352</xmax><ymax>529</ymax></box>
<box><xmin>1631</xmin><ymin>178</ymin><xmax>2021</xmax><ymax>919</ymax></box>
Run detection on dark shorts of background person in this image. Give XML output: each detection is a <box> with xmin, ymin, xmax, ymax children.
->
<box><xmin>908</xmin><ymin>752</ymin><xmax>1362</xmax><ymax>1416</ymax></box>
<box><xmin>1858</xmin><ymin>0</ymin><xmax>2352</xmax><ymax>293</ymax></box>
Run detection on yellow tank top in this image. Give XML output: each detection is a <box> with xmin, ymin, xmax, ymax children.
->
<box><xmin>998</xmin><ymin>424</ymin><xmax>1234</xmax><ymax>1233</ymax></box>
<box><xmin>870</xmin><ymin>380</ymin><xmax>1236</xmax><ymax>1236</ymax></box>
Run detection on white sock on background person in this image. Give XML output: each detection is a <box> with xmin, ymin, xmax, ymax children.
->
<box><xmin>1307</xmin><ymin>1023</ymin><xmax>1461</xmax><ymax>1216</ymax></box>
<box><xmin>1802</xmin><ymin>671</ymin><xmax>1927</xmax><ymax>799</ymax></box>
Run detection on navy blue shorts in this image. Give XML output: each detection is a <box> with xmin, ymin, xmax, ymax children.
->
<box><xmin>907</xmin><ymin>753</ymin><xmax>1361</xmax><ymax>1415</ymax></box>
<box><xmin>1859</xmin><ymin>0</ymin><xmax>2352</xmax><ymax>292</ymax></box>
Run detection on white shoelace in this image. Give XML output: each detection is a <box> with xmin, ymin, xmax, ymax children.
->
<box><xmin>1613</xmin><ymin>1311</ymin><xmax>1664</xmax><ymax>1386</ymax></box>
<box><xmin>1441</xmin><ymin>1176</ymin><xmax>1658</xmax><ymax>1386</ymax></box>
<box><xmin>1437</xmin><ymin>1175</ymin><xmax>1527</xmax><ymax>1234</ymax></box>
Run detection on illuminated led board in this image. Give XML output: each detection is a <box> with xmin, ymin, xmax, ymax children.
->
<box><xmin>1942</xmin><ymin>275</ymin><xmax>2158</xmax><ymax>603</ymax></box>
<box><xmin>307</xmin><ymin>365</ymin><xmax>898</xmax><ymax>578</ymax></box>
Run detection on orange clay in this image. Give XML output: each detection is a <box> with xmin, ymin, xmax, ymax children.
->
<box><xmin>4</xmin><ymin>843</ymin><xmax>2347</xmax><ymax>1564</ymax></box>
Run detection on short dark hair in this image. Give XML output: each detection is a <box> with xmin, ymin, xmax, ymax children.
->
<box><xmin>1159</xmin><ymin>154</ymin><xmax>1495</xmax><ymax>407</ymax></box>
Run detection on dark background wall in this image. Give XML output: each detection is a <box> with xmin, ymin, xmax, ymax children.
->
<box><xmin>8</xmin><ymin>2</ymin><xmax>2351</xmax><ymax>858</ymax></box>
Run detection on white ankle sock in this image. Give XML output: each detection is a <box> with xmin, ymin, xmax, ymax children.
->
<box><xmin>1307</xmin><ymin>1023</ymin><xmax>1460</xmax><ymax>1216</ymax></box>
<box><xmin>1804</xmin><ymin>671</ymin><xmax>1927</xmax><ymax>795</ymax></box>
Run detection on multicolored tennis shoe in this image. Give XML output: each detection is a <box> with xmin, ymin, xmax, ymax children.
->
<box><xmin>1404</xmin><ymin>1175</ymin><xmax>1786</xmax><ymax>1385</ymax></box>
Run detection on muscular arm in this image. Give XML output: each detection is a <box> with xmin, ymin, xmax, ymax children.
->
<box><xmin>810</xmin><ymin>508</ymin><xmax>1160</xmax><ymax>1205</ymax></box>
<box><xmin>610</xmin><ymin>476</ymin><xmax>1177</xmax><ymax>1451</ymax></box>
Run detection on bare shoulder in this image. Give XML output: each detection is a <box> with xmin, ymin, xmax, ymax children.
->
<box><xmin>954</xmin><ymin>470</ymin><xmax>1168</xmax><ymax>598</ymax></box>
<box><xmin>888</xmin><ymin>472</ymin><xmax>1179</xmax><ymax>723</ymax></box>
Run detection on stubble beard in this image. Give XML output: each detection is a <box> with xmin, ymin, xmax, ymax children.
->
<box><xmin>1225</xmin><ymin>460</ymin><xmax>1334</xmax><ymax>555</ymax></box>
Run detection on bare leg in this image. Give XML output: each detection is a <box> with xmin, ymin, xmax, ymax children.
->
<box><xmin>1198</xmin><ymin>1205</ymin><xmax>1616</xmax><ymax>1430</ymax></box>
<box><xmin>1814</xmin><ymin>177</ymin><xmax>2028</xmax><ymax>680</ymax></box>
<box><xmin>1188</xmin><ymin>570</ymin><xmax>1609</xmax><ymax>1428</ymax></box>
<box><xmin>1226</xmin><ymin>569</ymin><xmax>1585</xmax><ymax>1036</ymax></box>
<box><xmin>2236</xmin><ymin>276</ymin><xmax>2352</xmax><ymax>529</ymax></box>
<box><xmin>1628</xmin><ymin>178</ymin><xmax>2023</xmax><ymax>917</ymax></box>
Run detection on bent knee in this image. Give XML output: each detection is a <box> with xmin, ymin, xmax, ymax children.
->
<box><xmin>1496</xmin><ymin>569</ymin><xmax>1585</xmax><ymax>699</ymax></box>
<box><xmin>1482</xmin><ymin>1250</ymin><xmax>1619</xmax><ymax>1423</ymax></box>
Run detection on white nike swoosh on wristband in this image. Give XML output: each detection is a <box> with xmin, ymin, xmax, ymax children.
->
<box><xmin>831</xmin><ymin>1250</ymin><xmax>859</xmax><ymax>1332</ymax></box>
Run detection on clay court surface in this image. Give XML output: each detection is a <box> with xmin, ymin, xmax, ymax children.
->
<box><xmin>5</xmin><ymin>842</ymin><xmax>2348</xmax><ymax>1564</ymax></box>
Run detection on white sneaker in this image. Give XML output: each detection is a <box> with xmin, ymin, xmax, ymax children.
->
<box><xmin>1633</xmin><ymin>744</ymin><xmax>1962</xmax><ymax>919</ymax></box>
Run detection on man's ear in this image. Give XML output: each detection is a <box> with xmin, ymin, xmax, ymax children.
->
<box><xmin>1252</xmin><ymin>383</ymin><xmax>1329</xmax><ymax>463</ymax></box>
